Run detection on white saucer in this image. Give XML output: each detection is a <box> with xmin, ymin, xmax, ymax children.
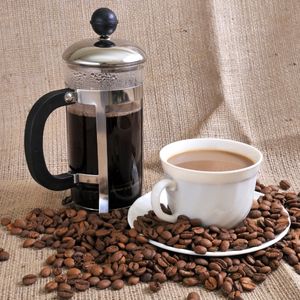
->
<box><xmin>128</xmin><ymin>191</ymin><xmax>291</xmax><ymax>257</ymax></box>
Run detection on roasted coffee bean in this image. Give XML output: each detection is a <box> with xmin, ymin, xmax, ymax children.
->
<box><xmin>160</xmin><ymin>230</ymin><xmax>172</xmax><ymax>240</ymax></box>
<box><xmin>55</xmin><ymin>274</ymin><xmax>68</xmax><ymax>283</ymax></box>
<box><xmin>111</xmin><ymin>279</ymin><xmax>124</xmax><ymax>290</ymax></box>
<box><xmin>128</xmin><ymin>276</ymin><xmax>140</xmax><ymax>285</ymax></box>
<box><xmin>264</xmin><ymin>231</ymin><xmax>275</xmax><ymax>240</ymax></box>
<box><xmin>40</xmin><ymin>266</ymin><xmax>52</xmax><ymax>278</ymax></box>
<box><xmin>248</xmin><ymin>239</ymin><xmax>262</xmax><ymax>247</ymax></box>
<box><xmin>222</xmin><ymin>280</ymin><xmax>233</xmax><ymax>295</ymax></box>
<box><xmin>232</xmin><ymin>239</ymin><xmax>248</xmax><ymax>250</ymax></box>
<box><xmin>282</xmin><ymin>247</ymin><xmax>296</xmax><ymax>256</ymax></box>
<box><xmin>208</xmin><ymin>262</ymin><xmax>222</xmax><ymax>272</ymax></box>
<box><xmin>0</xmin><ymin>250</ymin><xmax>9</xmax><ymax>261</ymax></box>
<box><xmin>183</xmin><ymin>277</ymin><xmax>199</xmax><ymax>286</ymax></box>
<box><xmin>11</xmin><ymin>227</ymin><xmax>23</xmax><ymax>235</ymax></box>
<box><xmin>153</xmin><ymin>272</ymin><xmax>167</xmax><ymax>283</ymax></box>
<box><xmin>22</xmin><ymin>238</ymin><xmax>36</xmax><ymax>248</ymax></box>
<box><xmin>58</xmin><ymin>283</ymin><xmax>72</xmax><ymax>291</ymax></box>
<box><xmin>294</xmin><ymin>264</ymin><xmax>300</xmax><ymax>274</ymax></box>
<box><xmin>199</xmin><ymin>238</ymin><xmax>212</xmax><ymax>248</ymax></box>
<box><xmin>229</xmin><ymin>290</ymin><xmax>243</xmax><ymax>300</ymax></box>
<box><xmin>205</xmin><ymin>276</ymin><xmax>217</xmax><ymax>291</ymax></box>
<box><xmin>1</xmin><ymin>217</ymin><xmax>11</xmax><ymax>226</ymax></box>
<box><xmin>219</xmin><ymin>240</ymin><xmax>230</xmax><ymax>252</ymax></box>
<box><xmin>252</xmin><ymin>272</ymin><xmax>267</xmax><ymax>283</ymax></box>
<box><xmin>193</xmin><ymin>245</ymin><xmax>207</xmax><ymax>254</ymax></box>
<box><xmin>187</xmin><ymin>292</ymin><xmax>201</xmax><ymax>300</ymax></box>
<box><xmin>259</xmin><ymin>266</ymin><xmax>272</xmax><ymax>274</ymax></box>
<box><xmin>97</xmin><ymin>279</ymin><xmax>111</xmax><ymax>289</ymax></box>
<box><xmin>90</xmin><ymin>265</ymin><xmax>103</xmax><ymax>276</ymax></box>
<box><xmin>240</xmin><ymin>277</ymin><xmax>256</xmax><ymax>291</ymax></box>
<box><xmin>141</xmin><ymin>272</ymin><xmax>152</xmax><ymax>283</ymax></box>
<box><xmin>106</xmin><ymin>245</ymin><xmax>119</xmax><ymax>253</ymax></box>
<box><xmin>45</xmin><ymin>280</ymin><xmax>58</xmax><ymax>292</ymax></box>
<box><xmin>67</xmin><ymin>268</ymin><xmax>81</xmax><ymax>279</ymax></box>
<box><xmin>111</xmin><ymin>251</ymin><xmax>123</xmax><ymax>262</ymax></box>
<box><xmin>75</xmin><ymin>279</ymin><xmax>90</xmax><ymax>291</ymax></box>
<box><xmin>149</xmin><ymin>281</ymin><xmax>161</xmax><ymax>292</ymax></box>
<box><xmin>53</xmin><ymin>268</ymin><xmax>63</xmax><ymax>276</ymax></box>
<box><xmin>64</xmin><ymin>258</ymin><xmax>75</xmax><ymax>268</ymax></box>
<box><xmin>88</xmin><ymin>276</ymin><xmax>99</xmax><ymax>286</ymax></box>
<box><xmin>279</xmin><ymin>180</ymin><xmax>291</xmax><ymax>190</ymax></box>
<box><xmin>22</xmin><ymin>274</ymin><xmax>37</xmax><ymax>285</ymax></box>
<box><xmin>288</xmin><ymin>254</ymin><xmax>299</xmax><ymax>266</ymax></box>
<box><xmin>249</xmin><ymin>210</ymin><xmax>262</xmax><ymax>218</ymax></box>
<box><xmin>167</xmin><ymin>235</ymin><xmax>180</xmax><ymax>246</ymax></box>
<box><xmin>57</xmin><ymin>288</ymin><xmax>74</xmax><ymax>299</ymax></box>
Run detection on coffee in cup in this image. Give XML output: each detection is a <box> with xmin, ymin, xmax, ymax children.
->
<box><xmin>167</xmin><ymin>149</ymin><xmax>254</xmax><ymax>172</ymax></box>
<box><xmin>151</xmin><ymin>138</ymin><xmax>263</xmax><ymax>228</ymax></box>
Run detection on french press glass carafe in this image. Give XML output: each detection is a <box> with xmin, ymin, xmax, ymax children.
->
<box><xmin>24</xmin><ymin>8</ymin><xmax>146</xmax><ymax>212</ymax></box>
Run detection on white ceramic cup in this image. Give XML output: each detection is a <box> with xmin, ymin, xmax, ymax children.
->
<box><xmin>151</xmin><ymin>138</ymin><xmax>263</xmax><ymax>228</ymax></box>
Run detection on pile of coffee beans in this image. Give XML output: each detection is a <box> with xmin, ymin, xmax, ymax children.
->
<box><xmin>134</xmin><ymin>185</ymin><xmax>290</xmax><ymax>254</ymax></box>
<box><xmin>0</xmin><ymin>180</ymin><xmax>299</xmax><ymax>300</ymax></box>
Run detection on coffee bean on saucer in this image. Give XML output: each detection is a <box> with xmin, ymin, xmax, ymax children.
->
<box><xmin>193</xmin><ymin>245</ymin><xmax>207</xmax><ymax>254</ymax></box>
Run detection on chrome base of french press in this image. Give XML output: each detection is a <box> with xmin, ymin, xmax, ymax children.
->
<box><xmin>61</xmin><ymin>196</ymin><xmax>130</xmax><ymax>212</ymax></box>
<box><xmin>62</xmin><ymin>196</ymin><xmax>100</xmax><ymax>212</ymax></box>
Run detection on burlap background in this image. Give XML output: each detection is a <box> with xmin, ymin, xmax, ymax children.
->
<box><xmin>0</xmin><ymin>0</ymin><xmax>299</xmax><ymax>299</ymax></box>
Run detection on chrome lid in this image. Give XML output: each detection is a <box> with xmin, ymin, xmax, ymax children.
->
<box><xmin>62</xmin><ymin>8</ymin><xmax>146</xmax><ymax>68</ymax></box>
<box><xmin>63</xmin><ymin>38</ymin><xmax>146</xmax><ymax>68</ymax></box>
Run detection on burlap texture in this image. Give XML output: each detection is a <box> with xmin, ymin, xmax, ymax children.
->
<box><xmin>0</xmin><ymin>0</ymin><xmax>299</xmax><ymax>299</ymax></box>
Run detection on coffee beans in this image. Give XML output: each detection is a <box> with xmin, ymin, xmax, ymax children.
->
<box><xmin>0</xmin><ymin>249</ymin><xmax>9</xmax><ymax>261</ymax></box>
<box><xmin>0</xmin><ymin>180</ymin><xmax>299</xmax><ymax>300</ymax></box>
<box><xmin>22</xmin><ymin>274</ymin><xmax>37</xmax><ymax>285</ymax></box>
<box><xmin>134</xmin><ymin>189</ymin><xmax>289</xmax><ymax>254</ymax></box>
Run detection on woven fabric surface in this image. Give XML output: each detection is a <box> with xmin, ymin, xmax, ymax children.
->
<box><xmin>0</xmin><ymin>0</ymin><xmax>299</xmax><ymax>299</ymax></box>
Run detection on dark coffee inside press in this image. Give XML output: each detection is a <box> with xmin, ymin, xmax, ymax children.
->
<box><xmin>67</xmin><ymin>99</ymin><xmax>143</xmax><ymax>210</ymax></box>
<box><xmin>168</xmin><ymin>149</ymin><xmax>254</xmax><ymax>172</ymax></box>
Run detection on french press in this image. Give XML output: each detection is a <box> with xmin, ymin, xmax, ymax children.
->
<box><xmin>24</xmin><ymin>8</ymin><xmax>146</xmax><ymax>212</ymax></box>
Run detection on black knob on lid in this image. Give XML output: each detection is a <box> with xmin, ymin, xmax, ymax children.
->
<box><xmin>90</xmin><ymin>8</ymin><xmax>118</xmax><ymax>38</ymax></box>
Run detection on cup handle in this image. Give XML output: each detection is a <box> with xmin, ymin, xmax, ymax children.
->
<box><xmin>151</xmin><ymin>179</ymin><xmax>178</xmax><ymax>223</ymax></box>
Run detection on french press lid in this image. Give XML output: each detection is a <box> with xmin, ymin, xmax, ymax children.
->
<box><xmin>63</xmin><ymin>8</ymin><xmax>146</xmax><ymax>69</ymax></box>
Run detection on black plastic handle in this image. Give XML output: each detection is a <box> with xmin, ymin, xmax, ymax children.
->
<box><xmin>25</xmin><ymin>88</ymin><xmax>76</xmax><ymax>191</ymax></box>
